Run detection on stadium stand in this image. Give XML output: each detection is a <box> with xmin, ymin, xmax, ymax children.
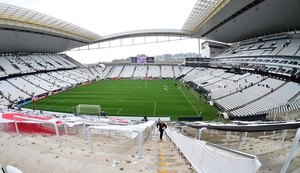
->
<box><xmin>119</xmin><ymin>65</ymin><xmax>135</xmax><ymax>78</ymax></box>
<box><xmin>173</xmin><ymin>66</ymin><xmax>181</xmax><ymax>78</ymax></box>
<box><xmin>22</xmin><ymin>75</ymin><xmax>60</xmax><ymax>92</ymax></box>
<box><xmin>133</xmin><ymin>66</ymin><xmax>147</xmax><ymax>78</ymax></box>
<box><xmin>6</xmin><ymin>77</ymin><xmax>47</xmax><ymax>96</ymax></box>
<box><xmin>161</xmin><ymin>66</ymin><xmax>174</xmax><ymax>78</ymax></box>
<box><xmin>147</xmin><ymin>65</ymin><xmax>160</xmax><ymax>78</ymax></box>
<box><xmin>8</xmin><ymin>56</ymin><xmax>35</xmax><ymax>73</ymax></box>
<box><xmin>102</xmin><ymin>65</ymin><xmax>112</xmax><ymax>78</ymax></box>
<box><xmin>0</xmin><ymin>80</ymin><xmax>30</xmax><ymax>103</ymax></box>
<box><xmin>38</xmin><ymin>55</ymin><xmax>65</xmax><ymax>69</ymax></box>
<box><xmin>106</xmin><ymin>65</ymin><xmax>124</xmax><ymax>78</ymax></box>
<box><xmin>1</xmin><ymin>0</ymin><xmax>300</xmax><ymax>172</ymax></box>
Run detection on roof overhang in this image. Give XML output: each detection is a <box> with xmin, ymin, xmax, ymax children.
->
<box><xmin>0</xmin><ymin>2</ymin><xmax>100</xmax><ymax>53</ymax></box>
<box><xmin>184</xmin><ymin>0</ymin><xmax>300</xmax><ymax>43</ymax></box>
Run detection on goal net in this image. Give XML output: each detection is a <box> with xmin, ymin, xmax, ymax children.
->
<box><xmin>76</xmin><ymin>104</ymin><xmax>101</xmax><ymax>115</ymax></box>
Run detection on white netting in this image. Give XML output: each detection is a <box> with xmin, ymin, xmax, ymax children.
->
<box><xmin>76</xmin><ymin>104</ymin><xmax>101</xmax><ymax>115</ymax></box>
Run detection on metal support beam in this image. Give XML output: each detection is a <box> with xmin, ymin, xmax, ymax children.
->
<box><xmin>198</xmin><ymin>38</ymin><xmax>201</xmax><ymax>57</ymax></box>
<box><xmin>236</xmin><ymin>132</ymin><xmax>244</xmax><ymax>150</ymax></box>
<box><xmin>242</xmin><ymin>132</ymin><xmax>248</xmax><ymax>143</ymax></box>
<box><xmin>281</xmin><ymin>129</ymin><xmax>288</xmax><ymax>145</ymax></box>
<box><xmin>225</xmin><ymin>131</ymin><xmax>231</xmax><ymax>144</ymax></box>
<box><xmin>13</xmin><ymin>115</ymin><xmax>64</xmax><ymax>147</ymax></box>
<box><xmin>271</xmin><ymin>131</ymin><xmax>276</xmax><ymax>139</ymax></box>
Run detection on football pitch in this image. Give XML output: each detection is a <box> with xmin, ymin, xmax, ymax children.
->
<box><xmin>23</xmin><ymin>80</ymin><xmax>219</xmax><ymax>121</ymax></box>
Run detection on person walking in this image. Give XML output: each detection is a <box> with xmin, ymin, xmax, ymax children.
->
<box><xmin>157</xmin><ymin>119</ymin><xmax>167</xmax><ymax>140</ymax></box>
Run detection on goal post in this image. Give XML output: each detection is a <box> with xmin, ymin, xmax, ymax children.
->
<box><xmin>76</xmin><ymin>104</ymin><xmax>101</xmax><ymax>115</ymax></box>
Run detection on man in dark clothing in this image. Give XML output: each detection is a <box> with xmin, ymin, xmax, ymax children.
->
<box><xmin>157</xmin><ymin>120</ymin><xmax>167</xmax><ymax>140</ymax></box>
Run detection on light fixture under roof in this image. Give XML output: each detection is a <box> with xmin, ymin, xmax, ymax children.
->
<box><xmin>182</xmin><ymin>0</ymin><xmax>231</xmax><ymax>32</ymax></box>
<box><xmin>0</xmin><ymin>2</ymin><xmax>101</xmax><ymax>43</ymax></box>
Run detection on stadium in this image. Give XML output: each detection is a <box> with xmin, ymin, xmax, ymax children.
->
<box><xmin>0</xmin><ymin>0</ymin><xmax>300</xmax><ymax>172</ymax></box>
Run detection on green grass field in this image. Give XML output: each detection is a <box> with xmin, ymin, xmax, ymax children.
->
<box><xmin>23</xmin><ymin>80</ymin><xmax>219</xmax><ymax>121</ymax></box>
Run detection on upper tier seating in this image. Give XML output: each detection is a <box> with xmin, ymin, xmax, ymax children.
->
<box><xmin>28</xmin><ymin>55</ymin><xmax>57</xmax><ymax>70</ymax></box>
<box><xmin>0</xmin><ymin>57</ymin><xmax>21</xmax><ymax>75</ymax></box>
<box><xmin>8</xmin><ymin>56</ymin><xmax>35</xmax><ymax>73</ymax></box>
<box><xmin>38</xmin><ymin>55</ymin><xmax>65</xmax><ymax>69</ymax></box>
<box><xmin>218</xmin><ymin>38</ymin><xmax>300</xmax><ymax>58</ymax></box>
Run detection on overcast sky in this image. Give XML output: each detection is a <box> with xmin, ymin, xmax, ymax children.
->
<box><xmin>1</xmin><ymin>0</ymin><xmax>200</xmax><ymax>63</ymax></box>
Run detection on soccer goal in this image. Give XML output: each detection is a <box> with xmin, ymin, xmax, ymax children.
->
<box><xmin>76</xmin><ymin>104</ymin><xmax>101</xmax><ymax>115</ymax></box>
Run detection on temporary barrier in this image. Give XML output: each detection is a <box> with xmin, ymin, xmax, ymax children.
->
<box><xmin>166</xmin><ymin>128</ymin><xmax>261</xmax><ymax>173</ymax></box>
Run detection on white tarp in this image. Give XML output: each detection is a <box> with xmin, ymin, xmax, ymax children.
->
<box><xmin>166</xmin><ymin>128</ymin><xmax>261</xmax><ymax>173</ymax></box>
<box><xmin>89</xmin><ymin>121</ymin><xmax>155</xmax><ymax>138</ymax></box>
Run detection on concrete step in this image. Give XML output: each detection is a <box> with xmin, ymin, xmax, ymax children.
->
<box><xmin>157</xmin><ymin>135</ymin><xmax>191</xmax><ymax>173</ymax></box>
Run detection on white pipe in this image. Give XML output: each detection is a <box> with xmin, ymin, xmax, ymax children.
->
<box><xmin>63</xmin><ymin>122</ymin><xmax>68</xmax><ymax>136</ymax></box>
<box><xmin>87</xmin><ymin>127</ymin><xmax>94</xmax><ymax>153</ymax></box>
<box><xmin>198</xmin><ymin>127</ymin><xmax>207</xmax><ymax>140</ymax></box>
<box><xmin>281</xmin><ymin>129</ymin><xmax>287</xmax><ymax>145</ymax></box>
<box><xmin>134</xmin><ymin>130</ymin><xmax>143</xmax><ymax>159</ymax></box>
<box><xmin>236</xmin><ymin>132</ymin><xmax>244</xmax><ymax>150</ymax></box>
<box><xmin>271</xmin><ymin>131</ymin><xmax>276</xmax><ymax>139</ymax></box>
<box><xmin>225</xmin><ymin>131</ymin><xmax>231</xmax><ymax>144</ymax></box>
<box><xmin>280</xmin><ymin>128</ymin><xmax>300</xmax><ymax>173</ymax></box>
<box><xmin>13</xmin><ymin>115</ymin><xmax>62</xmax><ymax>147</ymax></box>
<box><xmin>13</xmin><ymin>116</ymin><xmax>20</xmax><ymax>135</ymax></box>
<box><xmin>242</xmin><ymin>132</ymin><xmax>248</xmax><ymax>144</ymax></box>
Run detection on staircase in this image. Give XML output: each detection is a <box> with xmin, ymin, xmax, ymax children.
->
<box><xmin>147</xmin><ymin>132</ymin><xmax>192</xmax><ymax>173</ymax></box>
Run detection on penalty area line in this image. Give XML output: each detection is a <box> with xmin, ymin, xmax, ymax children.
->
<box><xmin>153</xmin><ymin>101</ymin><xmax>157</xmax><ymax>116</ymax></box>
<box><xmin>116</xmin><ymin>108</ymin><xmax>122</xmax><ymax>114</ymax></box>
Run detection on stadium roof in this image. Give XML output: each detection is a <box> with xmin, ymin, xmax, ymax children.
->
<box><xmin>0</xmin><ymin>3</ymin><xmax>100</xmax><ymax>42</ymax></box>
<box><xmin>182</xmin><ymin>0</ymin><xmax>229</xmax><ymax>32</ymax></box>
<box><xmin>0</xmin><ymin>2</ymin><xmax>101</xmax><ymax>53</ymax></box>
<box><xmin>185</xmin><ymin>0</ymin><xmax>300</xmax><ymax>43</ymax></box>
